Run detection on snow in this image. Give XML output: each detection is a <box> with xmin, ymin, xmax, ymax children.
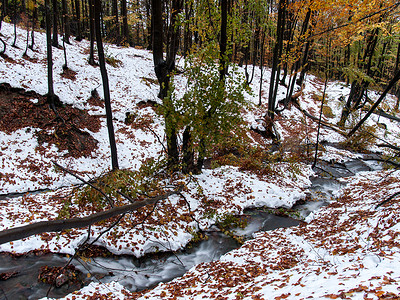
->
<box><xmin>128</xmin><ymin>169</ymin><xmax>400</xmax><ymax>300</ymax></box>
<box><xmin>0</xmin><ymin>21</ymin><xmax>400</xmax><ymax>299</ymax></box>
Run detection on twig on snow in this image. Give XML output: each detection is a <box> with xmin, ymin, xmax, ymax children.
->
<box><xmin>375</xmin><ymin>191</ymin><xmax>400</xmax><ymax>209</ymax></box>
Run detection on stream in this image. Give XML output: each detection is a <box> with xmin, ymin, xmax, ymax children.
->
<box><xmin>0</xmin><ymin>156</ymin><xmax>382</xmax><ymax>300</ymax></box>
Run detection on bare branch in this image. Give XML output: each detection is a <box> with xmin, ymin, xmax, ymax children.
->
<box><xmin>292</xmin><ymin>101</ymin><xmax>347</xmax><ymax>135</ymax></box>
<box><xmin>53</xmin><ymin>161</ymin><xmax>114</xmax><ymax>208</ymax></box>
<box><xmin>348</xmin><ymin>69</ymin><xmax>400</xmax><ymax>137</ymax></box>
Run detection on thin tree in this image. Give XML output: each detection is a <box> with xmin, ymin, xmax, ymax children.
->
<box><xmin>152</xmin><ymin>0</ymin><xmax>182</xmax><ymax>169</ymax></box>
<box><xmin>11</xmin><ymin>0</ymin><xmax>17</xmax><ymax>48</ymax></box>
<box><xmin>112</xmin><ymin>0</ymin><xmax>120</xmax><ymax>43</ymax></box>
<box><xmin>52</xmin><ymin>0</ymin><xmax>59</xmax><ymax>47</ymax></box>
<box><xmin>88</xmin><ymin>0</ymin><xmax>96</xmax><ymax>65</ymax></box>
<box><xmin>28</xmin><ymin>0</ymin><xmax>38</xmax><ymax>50</ymax></box>
<box><xmin>219</xmin><ymin>0</ymin><xmax>228</xmax><ymax>81</ymax></box>
<box><xmin>121</xmin><ymin>0</ymin><xmax>130</xmax><ymax>44</ymax></box>
<box><xmin>45</xmin><ymin>0</ymin><xmax>61</xmax><ymax>111</ymax></box>
<box><xmin>94</xmin><ymin>0</ymin><xmax>119</xmax><ymax>170</ymax></box>
<box><xmin>62</xmin><ymin>0</ymin><xmax>70</xmax><ymax>43</ymax></box>
<box><xmin>267</xmin><ymin>0</ymin><xmax>287</xmax><ymax>119</ymax></box>
<box><xmin>74</xmin><ymin>0</ymin><xmax>82</xmax><ymax>41</ymax></box>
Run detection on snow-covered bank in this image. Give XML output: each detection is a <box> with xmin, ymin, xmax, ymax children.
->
<box><xmin>50</xmin><ymin>169</ymin><xmax>400</xmax><ymax>299</ymax></box>
<box><xmin>0</xmin><ymin>163</ymin><xmax>313</xmax><ymax>256</ymax></box>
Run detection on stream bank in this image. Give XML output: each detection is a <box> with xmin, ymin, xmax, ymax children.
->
<box><xmin>0</xmin><ymin>156</ymin><xmax>383</xmax><ymax>299</ymax></box>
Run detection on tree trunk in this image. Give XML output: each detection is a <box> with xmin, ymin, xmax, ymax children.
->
<box><xmin>45</xmin><ymin>0</ymin><xmax>54</xmax><ymax>101</ymax></box>
<box><xmin>219</xmin><ymin>0</ymin><xmax>228</xmax><ymax>81</ymax></box>
<box><xmin>52</xmin><ymin>0</ymin><xmax>59</xmax><ymax>47</ymax></box>
<box><xmin>121</xmin><ymin>0</ymin><xmax>129</xmax><ymax>44</ymax></box>
<box><xmin>112</xmin><ymin>0</ymin><xmax>120</xmax><ymax>43</ymax></box>
<box><xmin>28</xmin><ymin>0</ymin><xmax>38</xmax><ymax>49</ymax></box>
<box><xmin>267</xmin><ymin>0</ymin><xmax>286</xmax><ymax>120</ymax></box>
<box><xmin>285</xmin><ymin>8</ymin><xmax>311</xmax><ymax>105</ymax></box>
<box><xmin>182</xmin><ymin>126</ymin><xmax>194</xmax><ymax>174</ymax></box>
<box><xmin>12</xmin><ymin>0</ymin><xmax>17</xmax><ymax>48</ymax></box>
<box><xmin>183</xmin><ymin>1</ymin><xmax>192</xmax><ymax>57</ymax></box>
<box><xmin>82</xmin><ymin>0</ymin><xmax>88</xmax><ymax>34</ymax></box>
<box><xmin>152</xmin><ymin>0</ymin><xmax>182</xmax><ymax>170</ymax></box>
<box><xmin>258</xmin><ymin>30</ymin><xmax>265</xmax><ymax>106</ymax></box>
<box><xmin>75</xmin><ymin>0</ymin><xmax>82</xmax><ymax>41</ymax></box>
<box><xmin>0</xmin><ymin>188</ymin><xmax>179</xmax><ymax>245</ymax></box>
<box><xmin>62</xmin><ymin>0</ymin><xmax>70</xmax><ymax>43</ymax></box>
<box><xmin>146</xmin><ymin>0</ymin><xmax>152</xmax><ymax>50</ymax></box>
<box><xmin>339</xmin><ymin>27</ymin><xmax>380</xmax><ymax>127</ymax></box>
<box><xmin>94</xmin><ymin>0</ymin><xmax>119</xmax><ymax>170</ymax></box>
<box><xmin>88</xmin><ymin>0</ymin><xmax>96</xmax><ymax>65</ymax></box>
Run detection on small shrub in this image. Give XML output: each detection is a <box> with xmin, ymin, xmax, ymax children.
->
<box><xmin>105</xmin><ymin>55</ymin><xmax>122</xmax><ymax>67</ymax></box>
<box><xmin>322</xmin><ymin>105</ymin><xmax>335</xmax><ymax>119</ymax></box>
<box><xmin>216</xmin><ymin>212</ymin><xmax>247</xmax><ymax>230</ymax></box>
<box><xmin>73</xmin><ymin>158</ymin><xmax>166</xmax><ymax>211</ymax></box>
<box><xmin>57</xmin><ymin>198</ymin><xmax>72</xmax><ymax>219</ymax></box>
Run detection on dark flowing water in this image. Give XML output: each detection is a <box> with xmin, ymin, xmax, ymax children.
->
<box><xmin>0</xmin><ymin>157</ymin><xmax>382</xmax><ymax>300</ymax></box>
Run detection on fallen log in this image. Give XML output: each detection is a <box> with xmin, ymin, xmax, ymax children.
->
<box><xmin>0</xmin><ymin>189</ymin><xmax>179</xmax><ymax>245</ymax></box>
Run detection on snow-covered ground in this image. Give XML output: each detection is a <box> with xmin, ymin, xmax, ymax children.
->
<box><xmin>1</xmin><ymin>21</ymin><xmax>400</xmax><ymax>299</ymax></box>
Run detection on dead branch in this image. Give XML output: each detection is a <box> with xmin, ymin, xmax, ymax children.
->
<box><xmin>359</xmin><ymin>128</ymin><xmax>400</xmax><ymax>153</ymax></box>
<box><xmin>292</xmin><ymin>102</ymin><xmax>347</xmax><ymax>135</ymax></box>
<box><xmin>313</xmin><ymin>77</ymin><xmax>329</xmax><ymax>168</ymax></box>
<box><xmin>0</xmin><ymin>189</ymin><xmax>180</xmax><ymax>245</ymax></box>
<box><xmin>145</xmin><ymin>123</ymin><xmax>168</xmax><ymax>154</ymax></box>
<box><xmin>54</xmin><ymin>161</ymin><xmax>114</xmax><ymax>208</ymax></box>
<box><xmin>348</xmin><ymin>69</ymin><xmax>400</xmax><ymax>137</ymax></box>
<box><xmin>375</xmin><ymin>191</ymin><xmax>400</xmax><ymax>209</ymax></box>
<box><xmin>376</xmin><ymin>143</ymin><xmax>400</xmax><ymax>152</ymax></box>
<box><xmin>370</xmin><ymin>108</ymin><xmax>400</xmax><ymax>123</ymax></box>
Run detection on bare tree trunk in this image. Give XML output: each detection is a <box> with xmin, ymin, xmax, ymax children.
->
<box><xmin>112</xmin><ymin>0</ymin><xmax>120</xmax><ymax>43</ymax></box>
<box><xmin>12</xmin><ymin>0</ymin><xmax>17</xmax><ymax>48</ymax></box>
<box><xmin>0</xmin><ymin>187</ymin><xmax>179</xmax><ymax>245</ymax></box>
<box><xmin>28</xmin><ymin>0</ymin><xmax>38</xmax><ymax>49</ymax></box>
<box><xmin>258</xmin><ymin>31</ymin><xmax>265</xmax><ymax>106</ymax></box>
<box><xmin>267</xmin><ymin>0</ymin><xmax>286</xmax><ymax>120</ymax></box>
<box><xmin>52</xmin><ymin>0</ymin><xmax>59</xmax><ymax>47</ymax></box>
<box><xmin>75</xmin><ymin>0</ymin><xmax>82</xmax><ymax>41</ymax></box>
<box><xmin>45</xmin><ymin>0</ymin><xmax>54</xmax><ymax>103</ymax></box>
<box><xmin>121</xmin><ymin>0</ymin><xmax>129</xmax><ymax>44</ymax></box>
<box><xmin>219</xmin><ymin>0</ymin><xmax>228</xmax><ymax>81</ymax></box>
<box><xmin>88</xmin><ymin>0</ymin><xmax>96</xmax><ymax>65</ymax></box>
<box><xmin>339</xmin><ymin>25</ymin><xmax>381</xmax><ymax>127</ymax></box>
<box><xmin>62</xmin><ymin>0</ymin><xmax>70</xmax><ymax>43</ymax></box>
<box><xmin>94</xmin><ymin>0</ymin><xmax>119</xmax><ymax>170</ymax></box>
<box><xmin>285</xmin><ymin>8</ymin><xmax>311</xmax><ymax>105</ymax></box>
<box><xmin>146</xmin><ymin>0</ymin><xmax>152</xmax><ymax>50</ymax></box>
<box><xmin>152</xmin><ymin>0</ymin><xmax>182</xmax><ymax>169</ymax></box>
<box><xmin>183</xmin><ymin>1</ymin><xmax>193</xmax><ymax>57</ymax></box>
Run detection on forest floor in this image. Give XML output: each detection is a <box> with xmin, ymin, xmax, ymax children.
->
<box><xmin>0</xmin><ymin>22</ymin><xmax>400</xmax><ymax>299</ymax></box>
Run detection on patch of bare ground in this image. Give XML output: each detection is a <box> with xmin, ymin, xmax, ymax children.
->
<box><xmin>0</xmin><ymin>53</ymin><xmax>17</xmax><ymax>64</ymax></box>
<box><xmin>60</xmin><ymin>66</ymin><xmax>77</xmax><ymax>81</ymax></box>
<box><xmin>0</xmin><ymin>83</ymin><xmax>101</xmax><ymax>158</ymax></box>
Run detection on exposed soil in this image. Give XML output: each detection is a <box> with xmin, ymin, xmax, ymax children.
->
<box><xmin>60</xmin><ymin>66</ymin><xmax>77</xmax><ymax>81</ymax></box>
<box><xmin>0</xmin><ymin>83</ymin><xmax>101</xmax><ymax>158</ymax></box>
